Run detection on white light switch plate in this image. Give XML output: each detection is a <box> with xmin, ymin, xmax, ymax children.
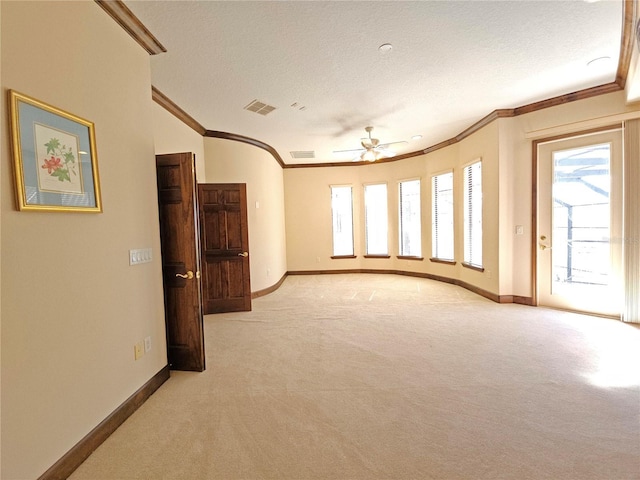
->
<box><xmin>129</xmin><ymin>248</ymin><xmax>153</xmax><ymax>265</ymax></box>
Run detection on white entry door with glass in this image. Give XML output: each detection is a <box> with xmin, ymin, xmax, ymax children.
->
<box><xmin>536</xmin><ymin>129</ymin><xmax>622</xmax><ymax>317</ymax></box>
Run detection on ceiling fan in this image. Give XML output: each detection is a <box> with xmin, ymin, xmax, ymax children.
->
<box><xmin>333</xmin><ymin>126</ymin><xmax>407</xmax><ymax>162</ymax></box>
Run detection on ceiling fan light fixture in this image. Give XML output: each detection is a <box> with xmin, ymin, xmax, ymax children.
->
<box><xmin>362</xmin><ymin>150</ymin><xmax>376</xmax><ymax>162</ymax></box>
<box><xmin>336</xmin><ymin>126</ymin><xmax>405</xmax><ymax>163</ymax></box>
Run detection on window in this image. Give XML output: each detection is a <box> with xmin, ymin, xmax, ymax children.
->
<box><xmin>432</xmin><ymin>172</ymin><xmax>454</xmax><ymax>261</ymax></box>
<box><xmin>399</xmin><ymin>179</ymin><xmax>421</xmax><ymax>257</ymax></box>
<box><xmin>364</xmin><ymin>183</ymin><xmax>388</xmax><ymax>255</ymax></box>
<box><xmin>552</xmin><ymin>143</ymin><xmax>611</xmax><ymax>287</ymax></box>
<box><xmin>463</xmin><ymin>160</ymin><xmax>482</xmax><ymax>268</ymax></box>
<box><xmin>331</xmin><ymin>185</ymin><xmax>354</xmax><ymax>256</ymax></box>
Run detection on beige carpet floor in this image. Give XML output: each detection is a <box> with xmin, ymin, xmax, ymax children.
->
<box><xmin>70</xmin><ymin>274</ymin><xmax>640</xmax><ymax>480</ymax></box>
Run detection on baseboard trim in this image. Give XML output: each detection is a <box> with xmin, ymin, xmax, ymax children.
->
<box><xmin>511</xmin><ymin>295</ymin><xmax>536</xmax><ymax>306</ymax></box>
<box><xmin>252</xmin><ymin>273</ymin><xmax>288</xmax><ymax>299</ymax></box>
<box><xmin>38</xmin><ymin>365</ymin><xmax>171</xmax><ymax>480</ymax></box>
<box><xmin>286</xmin><ymin>269</ymin><xmax>533</xmax><ymax>306</ymax></box>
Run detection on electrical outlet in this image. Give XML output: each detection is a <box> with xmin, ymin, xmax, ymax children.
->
<box><xmin>134</xmin><ymin>342</ymin><xmax>144</xmax><ymax>360</ymax></box>
<box><xmin>316</xmin><ymin>256</ymin><xmax>321</xmax><ymax>263</ymax></box>
<box><xmin>144</xmin><ymin>336</ymin><xmax>152</xmax><ymax>353</ymax></box>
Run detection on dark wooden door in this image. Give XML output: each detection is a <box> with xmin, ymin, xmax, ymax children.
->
<box><xmin>198</xmin><ymin>183</ymin><xmax>252</xmax><ymax>313</ymax></box>
<box><xmin>156</xmin><ymin>153</ymin><xmax>205</xmax><ymax>372</ymax></box>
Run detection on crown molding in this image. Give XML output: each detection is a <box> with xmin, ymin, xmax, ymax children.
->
<box><xmin>616</xmin><ymin>0</ymin><xmax>637</xmax><ymax>88</ymax></box>
<box><xmin>150</xmin><ymin>87</ymin><xmax>285</xmax><ymax>167</ymax></box>
<box><xmin>95</xmin><ymin>0</ymin><xmax>166</xmax><ymax>55</ymax></box>
<box><xmin>141</xmin><ymin>0</ymin><xmax>634</xmax><ymax>170</ymax></box>
<box><xmin>152</xmin><ymin>86</ymin><xmax>206</xmax><ymax>136</ymax></box>
<box><xmin>204</xmin><ymin>130</ymin><xmax>286</xmax><ymax>168</ymax></box>
<box><xmin>152</xmin><ymin>83</ymin><xmax>625</xmax><ymax>171</ymax></box>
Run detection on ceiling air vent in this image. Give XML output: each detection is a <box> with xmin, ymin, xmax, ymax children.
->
<box><xmin>244</xmin><ymin>99</ymin><xmax>276</xmax><ymax>116</ymax></box>
<box><xmin>290</xmin><ymin>151</ymin><xmax>315</xmax><ymax>159</ymax></box>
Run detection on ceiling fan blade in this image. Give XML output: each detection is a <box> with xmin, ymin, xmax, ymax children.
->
<box><xmin>376</xmin><ymin>148</ymin><xmax>397</xmax><ymax>158</ymax></box>
<box><xmin>339</xmin><ymin>127</ymin><xmax>404</xmax><ymax>160</ymax></box>
<box><xmin>333</xmin><ymin>148</ymin><xmax>365</xmax><ymax>154</ymax></box>
<box><xmin>377</xmin><ymin>140</ymin><xmax>408</xmax><ymax>149</ymax></box>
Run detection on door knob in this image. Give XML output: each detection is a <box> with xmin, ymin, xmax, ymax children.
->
<box><xmin>539</xmin><ymin>235</ymin><xmax>550</xmax><ymax>250</ymax></box>
<box><xmin>238</xmin><ymin>252</ymin><xmax>248</xmax><ymax>257</ymax></box>
<box><xmin>176</xmin><ymin>270</ymin><xmax>194</xmax><ymax>279</ymax></box>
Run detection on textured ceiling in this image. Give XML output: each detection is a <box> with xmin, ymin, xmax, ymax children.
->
<box><xmin>125</xmin><ymin>0</ymin><xmax>623</xmax><ymax>164</ymax></box>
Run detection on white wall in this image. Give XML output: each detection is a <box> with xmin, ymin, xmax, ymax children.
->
<box><xmin>501</xmin><ymin>90</ymin><xmax>640</xmax><ymax>297</ymax></box>
<box><xmin>284</xmin><ymin>91</ymin><xmax>640</xmax><ymax>299</ymax></box>
<box><xmin>203</xmin><ymin>138</ymin><xmax>288</xmax><ymax>292</ymax></box>
<box><xmin>284</xmin><ymin>120</ymin><xmax>501</xmax><ymax>296</ymax></box>
<box><xmin>152</xmin><ymin>111</ymin><xmax>288</xmax><ymax>294</ymax></box>
<box><xmin>626</xmin><ymin>30</ymin><xmax>640</xmax><ymax>103</ymax></box>
<box><xmin>152</xmin><ymin>102</ymin><xmax>206</xmax><ymax>181</ymax></box>
<box><xmin>1</xmin><ymin>3</ymin><xmax>166</xmax><ymax>478</ymax></box>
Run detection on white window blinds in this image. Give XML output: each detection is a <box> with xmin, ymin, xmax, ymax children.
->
<box><xmin>463</xmin><ymin>161</ymin><xmax>483</xmax><ymax>267</ymax></box>
<box><xmin>399</xmin><ymin>179</ymin><xmax>421</xmax><ymax>257</ymax></box>
<box><xmin>331</xmin><ymin>185</ymin><xmax>354</xmax><ymax>256</ymax></box>
<box><xmin>364</xmin><ymin>183</ymin><xmax>388</xmax><ymax>255</ymax></box>
<box><xmin>432</xmin><ymin>172</ymin><xmax>454</xmax><ymax>260</ymax></box>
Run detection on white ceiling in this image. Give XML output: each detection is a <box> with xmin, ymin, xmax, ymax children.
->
<box><xmin>125</xmin><ymin>0</ymin><xmax>623</xmax><ymax>165</ymax></box>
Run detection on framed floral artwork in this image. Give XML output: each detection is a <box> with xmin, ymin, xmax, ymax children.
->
<box><xmin>8</xmin><ymin>90</ymin><xmax>102</xmax><ymax>212</ymax></box>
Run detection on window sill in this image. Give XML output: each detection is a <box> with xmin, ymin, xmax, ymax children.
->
<box><xmin>331</xmin><ymin>255</ymin><xmax>357</xmax><ymax>259</ymax></box>
<box><xmin>364</xmin><ymin>255</ymin><xmax>391</xmax><ymax>259</ymax></box>
<box><xmin>429</xmin><ymin>258</ymin><xmax>456</xmax><ymax>265</ymax></box>
<box><xmin>462</xmin><ymin>262</ymin><xmax>485</xmax><ymax>272</ymax></box>
<box><xmin>396</xmin><ymin>256</ymin><xmax>424</xmax><ymax>261</ymax></box>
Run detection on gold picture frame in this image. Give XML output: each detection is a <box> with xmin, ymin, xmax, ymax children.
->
<box><xmin>8</xmin><ymin>90</ymin><xmax>102</xmax><ymax>212</ymax></box>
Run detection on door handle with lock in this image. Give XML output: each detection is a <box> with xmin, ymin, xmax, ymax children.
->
<box><xmin>238</xmin><ymin>252</ymin><xmax>248</xmax><ymax>257</ymax></box>
<box><xmin>175</xmin><ymin>270</ymin><xmax>194</xmax><ymax>279</ymax></box>
<box><xmin>539</xmin><ymin>235</ymin><xmax>551</xmax><ymax>251</ymax></box>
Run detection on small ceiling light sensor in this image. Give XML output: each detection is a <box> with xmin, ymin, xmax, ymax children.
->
<box><xmin>411</xmin><ymin>135</ymin><xmax>423</xmax><ymax>141</ymax></box>
<box><xmin>378</xmin><ymin>43</ymin><xmax>393</xmax><ymax>54</ymax></box>
<box><xmin>587</xmin><ymin>56</ymin><xmax>612</xmax><ymax>69</ymax></box>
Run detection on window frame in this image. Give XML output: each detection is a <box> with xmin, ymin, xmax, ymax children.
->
<box><xmin>430</xmin><ymin>170</ymin><xmax>455</xmax><ymax>264</ymax></box>
<box><xmin>398</xmin><ymin>177</ymin><xmax>423</xmax><ymax>259</ymax></box>
<box><xmin>363</xmin><ymin>182</ymin><xmax>389</xmax><ymax>257</ymax></box>
<box><xmin>330</xmin><ymin>184</ymin><xmax>355</xmax><ymax>258</ymax></box>
<box><xmin>462</xmin><ymin>159</ymin><xmax>484</xmax><ymax>271</ymax></box>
